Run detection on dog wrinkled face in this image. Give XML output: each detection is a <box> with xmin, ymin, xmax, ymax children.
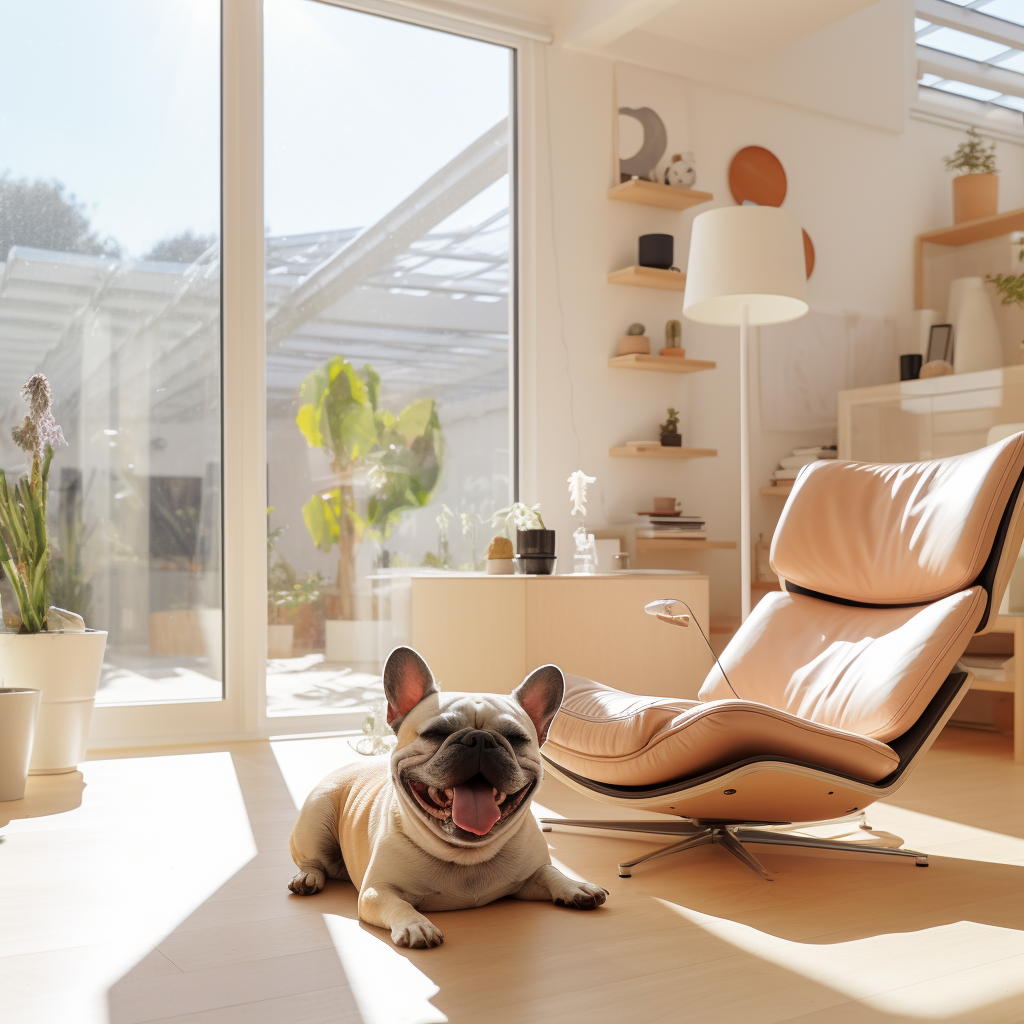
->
<box><xmin>382</xmin><ymin>647</ymin><xmax>563</xmax><ymax>849</ymax></box>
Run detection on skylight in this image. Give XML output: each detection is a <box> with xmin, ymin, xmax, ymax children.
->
<box><xmin>915</xmin><ymin>0</ymin><xmax>1024</xmax><ymax>120</ymax></box>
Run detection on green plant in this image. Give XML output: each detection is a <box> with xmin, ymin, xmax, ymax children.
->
<box><xmin>988</xmin><ymin>239</ymin><xmax>1024</xmax><ymax>312</ymax></box>
<box><xmin>944</xmin><ymin>126</ymin><xmax>998</xmax><ymax>176</ymax></box>
<box><xmin>295</xmin><ymin>356</ymin><xmax>442</xmax><ymax>616</ymax></box>
<box><xmin>659</xmin><ymin>408</ymin><xmax>680</xmax><ymax>437</ymax></box>
<box><xmin>491</xmin><ymin>502</ymin><xmax>545</xmax><ymax>536</ymax></box>
<box><xmin>49</xmin><ymin>474</ymin><xmax>94</xmax><ymax>623</ymax></box>
<box><xmin>269</xmin><ymin>572</ymin><xmax>325</xmax><ymax>622</ymax></box>
<box><xmin>0</xmin><ymin>374</ymin><xmax>66</xmax><ymax>633</ymax></box>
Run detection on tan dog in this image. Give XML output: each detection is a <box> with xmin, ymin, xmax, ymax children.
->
<box><xmin>287</xmin><ymin>646</ymin><xmax>607</xmax><ymax>947</ymax></box>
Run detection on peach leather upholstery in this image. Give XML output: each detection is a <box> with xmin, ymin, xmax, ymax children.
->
<box><xmin>771</xmin><ymin>433</ymin><xmax>1024</xmax><ymax>606</ymax></box>
<box><xmin>698</xmin><ymin>587</ymin><xmax>986</xmax><ymax>742</ymax></box>
<box><xmin>547</xmin><ymin>673</ymin><xmax>899</xmax><ymax>786</ymax></box>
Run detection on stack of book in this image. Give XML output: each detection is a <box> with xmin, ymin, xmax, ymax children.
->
<box><xmin>771</xmin><ymin>445</ymin><xmax>837</xmax><ymax>484</ymax></box>
<box><xmin>636</xmin><ymin>512</ymin><xmax>706</xmax><ymax>540</ymax></box>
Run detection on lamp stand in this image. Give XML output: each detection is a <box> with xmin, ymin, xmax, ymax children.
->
<box><xmin>740</xmin><ymin>303</ymin><xmax>751</xmax><ymax>622</ymax></box>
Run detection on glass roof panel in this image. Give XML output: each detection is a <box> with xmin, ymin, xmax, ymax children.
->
<box><xmin>994</xmin><ymin>50</ymin><xmax>1024</xmax><ymax>73</ymax></box>
<box><xmin>931</xmin><ymin>78</ymin><xmax>1002</xmax><ymax>100</ymax></box>
<box><xmin>919</xmin><ymin>25</ymin><xmax>1012</xmax><ymax>61</ymax></box>
<box><xmin>976</xmin><ymin>0</ymin><xmax>1024</xmax><ymax>28</ymax></box>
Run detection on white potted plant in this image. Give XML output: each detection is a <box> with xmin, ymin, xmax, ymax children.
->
<box><xmin>0</xmin><ymin>686</ymin><xmax>41</xmax><ymax>801</ymax></box>
<box><xmin>0</xmin><ymin>375</ymin><xmax>107</xmax><ymax>775</ymax></box>
<box><xmin>945</xmin><ymin>126</ymin><xmax>998</xmax><ymax>224</ymax></box>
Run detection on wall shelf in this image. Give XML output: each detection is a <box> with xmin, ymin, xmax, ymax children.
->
<box><xmin>608</xmin><ymin>266</ymin><xmax>687</xmax><ymax>291</ymax></box>
<box><xmin>608</xmin><ymin>353</ymin><xmax>715</xmax><ymax>374</ymax></box>
<box><xmin>608</xmin><ymin>179</ymin><xmax>713</xmax><ymax>211</ymax></box>
<box><xmin>914</xmin><ymin>205</ymin><xmax>1024</xmax><ymax>308</ymax></box>
<box><xmin>759</xmin><ymin>484</ymin><xmax>793</xmax><ymax>497</ymax></box>
<box><xmin>636</xmin><ymin>538</ymin><xmax>736</xmax><ymax>552</ymax></box>
<box><xmin>610</xmin><ymin>445</ymin><xmax>717</xmax><ymax>459</ymax></box>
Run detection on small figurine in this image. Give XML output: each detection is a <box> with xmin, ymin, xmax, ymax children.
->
<box><xmin>664</xmin><ymin>152</ymin><xmax>696</xmax><ymax>189</ymax></box>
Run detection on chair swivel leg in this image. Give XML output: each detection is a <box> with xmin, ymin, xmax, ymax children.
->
<box><xmin>617</xmin><ymin>829</ymin><xmax>715</xmax><ymax>877</ymax></box>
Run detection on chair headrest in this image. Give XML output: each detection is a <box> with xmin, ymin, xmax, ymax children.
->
<box><xmin>770</xmin><ymin>432</ymin><xmax>1024</xmax><ymax>606</ymax></box>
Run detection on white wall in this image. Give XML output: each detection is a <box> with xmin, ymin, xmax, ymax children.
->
<box><xmin>524</xmin><ymin>32</ymin><xmax>1024</xmax><ymax>618</ymax></box>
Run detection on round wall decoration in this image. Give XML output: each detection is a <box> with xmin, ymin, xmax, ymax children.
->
<box><xmin>728</xmin><ymin>146</ymin><xmax>787</xmax><ymax>207</ymax></box>
<box><xmin>803</xmin><ymin>229</ymin><xmax>815</xmax><ymax>278</ymax></box>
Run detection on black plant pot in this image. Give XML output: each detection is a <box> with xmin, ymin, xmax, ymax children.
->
<box><xmin>639</xmin><ymin>233</ymin><xmax>674</xmax><ymax>270</ymax></box>
<box><xmin>661</xmin><ymin>433</ymin><xmax>682</xmax><ymax>447</ymax></box>
<box><xmin>516</xmin><ymin>529</ymin><xmax>556</xmax><ymax>556</ymax></box>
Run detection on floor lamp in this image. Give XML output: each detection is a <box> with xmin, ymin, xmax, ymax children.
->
<box><xmin>682</xmin><ymin>206</ymin><xmax>808</xmax><ymax>621</ymax></box>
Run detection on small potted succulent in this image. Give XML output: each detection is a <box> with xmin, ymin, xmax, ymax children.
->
<box><xmin>945</xmin><ymin>126</ymin><xmax>998</xmax><ymax>224</ymax></box>
<box><xmin>659</xmin><ymin>407</ymin><xmax>682</xmax><ymax>447</ymax></box>
<box><xmin>492</xmin><ymin>502</ymin><xmax>555</xmax><ymax>575</ymax></box>
<box><xmin>0</xmin><ymin>375</ymin><xmax>107</xmax><ymax>775</ymax></box>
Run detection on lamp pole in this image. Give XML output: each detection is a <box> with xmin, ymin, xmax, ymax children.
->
<box><xmin>740</xmin><ymin>302</ymin><xmax>751</xmax><ymax>621</ymax></box>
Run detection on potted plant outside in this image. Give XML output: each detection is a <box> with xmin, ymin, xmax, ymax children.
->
<box><xmin>0</xmin><ymin>375</ymin><xmax>107</xmax><ymax>775</ymax></box>
<box><xmin>945</xmin><ymin>127</ymin><xmax>998</xmax><ymax>224</ymax></box>
<box><xmin>660</xmin><ymin>408</ymin><xmax>682</xmax><ymax>447</ymax></box>
<box><xmin>493</xmin><ymin>502</ymin><xmax>556</xmax><ymax>575</ymax></box>
<box><xmin>296</xmin><ymin>357</ymin><xmax>442</xmax><ymax>664</ymax></box>
<box><xmin>988</xmin><ymin>237</ymin><xmax>1024</xmax><ymax>352</ymax></box>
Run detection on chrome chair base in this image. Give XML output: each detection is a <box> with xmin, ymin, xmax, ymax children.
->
<box><xmin>540</xmin><ymin>817</ymin><xmax>929</xmax><ymax>880</ymax></box>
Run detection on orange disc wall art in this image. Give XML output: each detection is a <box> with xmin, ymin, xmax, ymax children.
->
<box><xmin>728</xmin><ymin>146</ymin><xmax>787</xmax><ymax>207</ymax></box>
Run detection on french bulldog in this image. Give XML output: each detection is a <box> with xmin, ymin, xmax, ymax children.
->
<box><xmin>287</xmin><ymin>646</ymin><xmax>608</xmax><ymax>948</ymax></box>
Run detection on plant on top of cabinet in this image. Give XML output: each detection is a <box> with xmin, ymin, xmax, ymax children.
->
<box><xmin>945</xmin><ymin>126</ymin><xmax>999</xmax><ymax>224</ymax></box>
<box><xmin>659</xmin><ymin>407</ymin><xmax>682</xmax><ymax>447</ymax></box>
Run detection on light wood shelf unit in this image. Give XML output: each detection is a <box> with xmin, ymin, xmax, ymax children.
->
<box><xmin>610</xmin><ymin>445</ymin><xmax>717</xmax><ymax>459</ymax></box>
<box><xmin>608</xmin><ymin>353</ymin><xmax>716</xmax><ymax>374</ymax></box>
<box><xmin>608</xmin><ymin>266</ymin><xmax>687</xmax><ymax>291</ymax></box>
<box><xmin>759</xmin><ymin>484</ymin><xmax>793</xmax><ymax>497</ymax></box>
<box><xmin>914</xmin><ymin>206</ymin><xmax>1024</xmax><ymax>308</ymax></box>
<box><xmin>636</xmin><ymin>538</ymin><xmax>736</xmax><ymax>553</ymax></box>
<box><xmin>608</xmin><ymin>179</ymin><xmax>713</xmax><ymax>210</ymax></box>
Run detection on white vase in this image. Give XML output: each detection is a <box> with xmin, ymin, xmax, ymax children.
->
<box><xmin>267</xmin><ymin>623</ymin><xmax>295</xmax><ymax>659</ymax></box>
<box><xmin>950</xmin><ymin>277</ymin><xmax>1002</xmax><ymax>374</ymax></box>
<box><xmin>0</xmin><ymin>688</ymin><xmax>41</xmax><ymax>800</ymax></box>
<box><xmin>0</xmin><ymin>631</ymin><xmax>107</xmax><ymax>774</ymax></box>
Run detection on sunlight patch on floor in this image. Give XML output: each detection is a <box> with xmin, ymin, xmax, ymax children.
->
<box><xmin>324</xmin><ymin>914</ymin><xmax>446</xmax><ymax>1024</ymax></box>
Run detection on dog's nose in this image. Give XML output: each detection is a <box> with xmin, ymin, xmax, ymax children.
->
<box><xmin>459</xmin><ymin>729</ymin><xmax>497</xmax><ymax>749</ymax></box>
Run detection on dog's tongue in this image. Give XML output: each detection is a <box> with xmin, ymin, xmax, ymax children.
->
<box><xmin>451</xmin><ymin>777</ymin><xmax>501</xmax><ymax>835</ymax></box>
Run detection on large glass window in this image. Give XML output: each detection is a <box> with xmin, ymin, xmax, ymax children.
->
<box><xmin>264</xmin><ymin>1</ymin><xmax>514</xmax><ymax>716</ymax></box>
<box><xmin>0</xmin><ymin>0</ymin><xmax>222</xmax><ymax>704</ymax></box>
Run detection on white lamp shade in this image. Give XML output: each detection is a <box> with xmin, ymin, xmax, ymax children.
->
<box><xmin>683</xmin><ymin>206</ymin><xmax>809</xmax><ymax>326</ymax></box>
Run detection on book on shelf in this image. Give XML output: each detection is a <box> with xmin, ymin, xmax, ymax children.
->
<box><xmin>637</xmin><ymin>528</ymin><xmax>708</xmax><ymax>540</ymax></box>
<box><xmin>646</xmin><ymin>518</ymin><xmax>705</xmax><ymax>528</ymax></box>
<box><xmin>792</xmin><ymin>446</ymin><xmax>837</xmax><ymax>458</ymax></box>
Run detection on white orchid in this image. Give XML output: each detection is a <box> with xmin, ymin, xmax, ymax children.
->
<box><xmin>567</xmin><ymin>470</ymin><xmax>596</xmax><ymax>518</ymax></box>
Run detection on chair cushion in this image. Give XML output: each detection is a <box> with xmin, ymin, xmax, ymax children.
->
<box><xmin>698</xmin><ymin>587</ymin><xmax>985</xmax><ymax>741</ymax></box>
<box><xmin>546</xmin><ymin>674</ymin><xmax>899</xmax><ymax>786</ymax></box>
<box><xmin>770</xmin><ymin>433</ymin><xmax>1024</xmax><ymax>605</ymax></box>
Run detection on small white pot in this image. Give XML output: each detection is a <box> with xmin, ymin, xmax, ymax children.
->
<box><xmin>486</xmin><ymin>558</ymin><xmax>515</xmax><ymax>575</ymax></box>
<box><xmin>268</xmin><ymin>623</ymin><xmax>295</xmax><ymax>659</ymax></box>
<box><xmin>0</xmin><ymin>687</ymin><xmax>41</xmax><ymax>801</ymax></box>
<box><xmin>0</xmin><ymin>631</ymin><xmax>107</xmax><ymax>775</ymax></box>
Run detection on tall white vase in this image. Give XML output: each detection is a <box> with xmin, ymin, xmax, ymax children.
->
<box><xmin>0</xmin><ymin>687</ymin><xmax>41</xmax><ymax>800</ymax></box>
<box><xmin>0</xmin><ymin>631</ymin><xmax>107</xmax><ymax>774</ymax></box>
<box><xmin>949</xmin><ymin>277</ymin><xmax>1002</xmax><ymax>374</ymax></box>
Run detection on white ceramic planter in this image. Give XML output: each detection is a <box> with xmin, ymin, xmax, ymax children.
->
<box><xmin>0</xmin><ymin>687</ymin><xmax>41</xmax><ymax>800</ymax></box>
<box><xmin>268</xmin><ymin>623</ymin><xmax>295</xmax><ymax>659</ymax></box>
<box><xmin>325</xmin><ymin>620</ymin><xmax>391</xmax><ymax>664</ymax></box>
<box><xmin>0</xmin><ymin>631</ymin><xmax>107</xmax><ymax>775</ymax></box>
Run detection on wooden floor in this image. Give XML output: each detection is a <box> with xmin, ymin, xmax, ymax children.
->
<box><xmin>1</xmin><ymin>726</ymin><xmax>1022</xmax><ymax>1024</ymax></box>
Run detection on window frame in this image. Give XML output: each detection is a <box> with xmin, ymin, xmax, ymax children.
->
<box><xmin>89</xmin><ymin>0</ymin><xmax>531</xmax><ymax>749</ymax></box>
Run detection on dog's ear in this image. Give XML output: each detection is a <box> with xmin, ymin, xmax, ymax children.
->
<box><xmin>512</xmin><ymin>664</ymin><xmax>564</xmax><ymax>746</ymax></box>
<box><xmin>383</xmin><ymin>647</ymin><xmax>438</xmax><ymax>728</ymax></box>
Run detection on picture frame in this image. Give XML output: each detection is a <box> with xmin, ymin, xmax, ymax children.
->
<box><xmin>927</xmin><ymin>323</ymin><xmax>954</xmax><ymax>364</ymax></box>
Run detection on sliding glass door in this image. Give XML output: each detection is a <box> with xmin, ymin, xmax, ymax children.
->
<box><xmin>263</xmin><ymin>1</ymin><xmax>515</xmax><ymax>719</ymax></box>
<box><xmin>0</xmin><ymin>0</ymin><xmax>223</xmax><ymax>707</ymax></box>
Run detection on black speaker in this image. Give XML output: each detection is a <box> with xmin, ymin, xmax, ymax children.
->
<box><xmin>638</xmin><ymin>234</ymin><xmax>674</xmax><ymax>270</ymax></box>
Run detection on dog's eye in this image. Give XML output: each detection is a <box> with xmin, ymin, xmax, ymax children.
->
<box><xmin>503</xmin><ymin>730</ymin><xmax>530</xmax><ymax>746</ymax></box>
<box><xmin>418</xmin><ymin>728</ymin><xmax>449</xmax><ymax>743</ymax></box>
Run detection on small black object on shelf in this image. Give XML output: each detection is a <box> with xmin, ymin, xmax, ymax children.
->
<box><xmin>639</xmin><ymin>233</ymin><xmax>674</xmax><ymax>270</ymax></box>
<box><xmin>900</xmin><ymin>354</ymin><xmax>923</xmax><ymax>381</ymax></box>
<box><xmin>515</xmin><ymin>529</ymin><xmax>556</xmax><ymax>574</ymax></box>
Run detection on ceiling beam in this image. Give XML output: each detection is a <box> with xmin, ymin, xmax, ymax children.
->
<box><xmin>918</xmin><ymin>45</ymin><xmax>1024</xmax><ymax>99</ymax></box>
<box><xmin>561</xmin><ymin>0</ymin><xmax>678</xmax><ymax>50</ymax></box>
<box><xmin>916</xmin><ymin>0</ymin><xmax>1024</xmax><ymax>51</ymax></box>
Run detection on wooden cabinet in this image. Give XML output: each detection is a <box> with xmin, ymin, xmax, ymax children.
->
<box><xmin>409</xmin><ymin>571</ymin><xmax>712</xmax><ymax>699</ymax></box>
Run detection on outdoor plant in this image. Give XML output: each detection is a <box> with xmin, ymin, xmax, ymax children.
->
<box><xmin>0</xmin><ymin>374</ymin><xmax>66</xmax><ymax>633</ymax></box>
<box><xmin>295</xmin><ymin>356</ymin><xmax>442</xmax><ymax>618</ymax></box>
<box><xmin>269</xmin><ymin>573</ymin><xmax>325</xmax><ymax>624</ymax></box>
<box><xmin>944</xmin><ymin>126</ymin><xmax>998</xmax><ymax>176</ymax></box>
<box><xmin>49</xmin><ymin>474</ymin><xmax>94</xmax><ymax>624</ymax></box>
<box><xmin>659</xmin><ymin>408</ymin><xmax>681</xmax><ymax>437</ymax></box>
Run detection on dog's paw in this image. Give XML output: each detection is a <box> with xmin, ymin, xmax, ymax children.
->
<box><xmin>392</xmin><ymin>919</ymin><xmax>444</xmax><ymax>949</ymax></box>
<box><xmin>553</xmin><ymin>880</ymin><xmax>608</xmax><ymax>910</ymax></box>
<box><xmin>288</xmin><ymin>868</ymin><xmax>326</xmax><ymax>895</ymax></box>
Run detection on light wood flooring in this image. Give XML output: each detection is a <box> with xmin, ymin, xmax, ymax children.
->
<box><xmin>1</xmin><ymin>726</ymin><xmax>1022</xmax><ymax>1024</ymax></box>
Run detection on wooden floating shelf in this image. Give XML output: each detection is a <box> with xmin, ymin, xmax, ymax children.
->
<box><xmin>636</xmin><ymin>538</ymin><xmax>737</xmax><ymax>552</ymax></box>
<box><xmin>610</xmin><ymin>445</ymin><xmax>717</xmax><ymax>459</ymax></box>
<box><xmin>608</xmin><ymin>179</ymin><xmax>714</xmax><ymax>211</ymax></box>
<box><xmin>608</xmin><ymin>354</ymin><xmax>716</xmax><ymax>374</ymax></box>
<box><xmin>759</xmin><ymin>484</ymin><xmax>793</xmax><ymax>497</ymax></box>
<box><xmin>608</xmin><ymin>266</ymin><xmax>687</xmax><ymax>291</ymax></box>
<box><xmin>919</xmin><ymin>206</ymin><xmax>1024</xmax><ymax>248</ymax></box>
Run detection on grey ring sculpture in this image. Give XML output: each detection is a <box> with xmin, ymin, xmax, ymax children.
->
<box><xmin>618</xmin><ymin>106</ymin><xmax>668</xmax><ymax>181</ymax></box>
